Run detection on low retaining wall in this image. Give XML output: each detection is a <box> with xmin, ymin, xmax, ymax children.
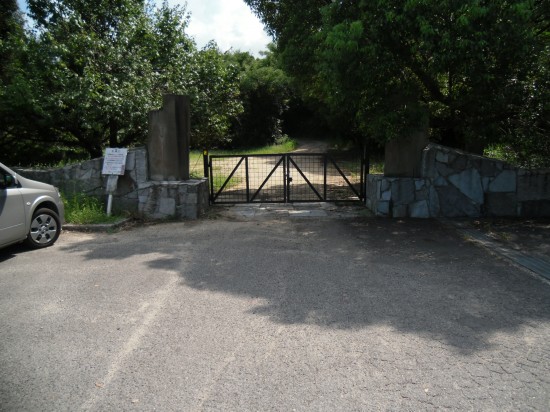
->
<box><xmin>15</xmin><ymin>147</ymin><xmax>209</xmax><ymax>220</ymax></box>
<box><xmin>366</xmin><ymin>143</ymin><xmax>550</xmax><ymax>218</ymax></box>
<box><xmin>138</xmin><ymin>179</ymin><xmax>209</xmax><ymax>219</ymax></box>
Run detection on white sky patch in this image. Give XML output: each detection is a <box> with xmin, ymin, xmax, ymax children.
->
<box><xmin>168</xmin><ymin>0</ymin><xmax>272</xmax><ymax>56</ymax></box>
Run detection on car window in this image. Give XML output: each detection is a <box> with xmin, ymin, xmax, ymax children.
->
<box><xmin>0</xmin><ymin>168</ymin><xmax>17</xmax><ymax>189</ymax></box>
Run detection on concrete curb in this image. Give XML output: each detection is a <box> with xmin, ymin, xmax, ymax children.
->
<box><xmin>439</xmin><ymin>218</ymin><xmax>550</xmax><ymax>283</ymax></box>
<box><xmin>63</xmin><ymin>218</ymin><xmax>132</xmax><ymax>232</ymax></box>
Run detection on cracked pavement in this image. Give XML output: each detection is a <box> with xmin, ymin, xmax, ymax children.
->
<box><xmin>0</xmin><ymin>214</ymin><xmax>549</xmax><ymax>410</ymax></box>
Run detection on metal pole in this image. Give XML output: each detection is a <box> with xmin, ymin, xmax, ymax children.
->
<box><xmin>203</xmin><ymin>149</ymin><xmax>209</xmax><ymax>178</ymax></box>
<box><xmin>106</xmin><ymin>194</ymin><xmax>113</xmax><ymax>216</ymax></box>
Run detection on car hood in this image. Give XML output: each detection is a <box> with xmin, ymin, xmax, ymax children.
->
<box><xmin>16</xmin><ymin>174</ymin><xmax>58</xmax><ymax>192</ymax></box>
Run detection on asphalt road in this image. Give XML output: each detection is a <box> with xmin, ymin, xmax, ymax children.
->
<box><xmin>1</xmin><ymin>213</ymin><xmax>549</xmax><ymax>411</ymax></box>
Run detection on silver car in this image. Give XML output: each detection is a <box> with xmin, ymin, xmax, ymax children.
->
<box><xmin>0</xmin><ymin>162</ymin><xmax>65</xmax><ymax>249</ymax></box>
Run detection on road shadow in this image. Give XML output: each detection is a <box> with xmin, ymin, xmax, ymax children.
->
<box><xmin>61</xmin><ymin>217</ymin><xmax>550</xmax><ymax>354</ymax></box>
<box><xmin>0</xmin><ymin>243</ymin><xmax>34</xmax><ymax>263</ymax></box>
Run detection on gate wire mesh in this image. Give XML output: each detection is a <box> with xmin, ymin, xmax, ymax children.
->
<box><xmin>209</xmin><ymin>152</ymin><xmax>364</xmax><ymax>203</ymax></box>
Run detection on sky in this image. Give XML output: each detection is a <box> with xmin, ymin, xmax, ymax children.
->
<box><xmin>173</xmin><ymin>0</ymin><xmax>271</xmax><ymax>56</ymax></box>
<box><xmin>16</xmin><ymin>0</ymin><xmax>272</xmax><ymax>56</ymax></box>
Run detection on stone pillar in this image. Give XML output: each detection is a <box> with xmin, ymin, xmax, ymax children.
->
<box><xmin>147</xmin><ymin>95</ymin><xmax>190</xmax><ymax>181</ymax></box>
<box><xmin>384</xmin><ymin>130</ymin><xmax>429</xmax><ymax>178</ymax></box>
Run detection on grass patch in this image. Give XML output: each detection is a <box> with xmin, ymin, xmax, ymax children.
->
<box><xmin>212</xmin><ymin>174</ymin><xmax>242</xmax><ymax>190</ymax></box>
<box><xmin>64</xmin><ymin>193</ymin><xmax>123</xmax><ymax>225</ymax></box>
<box><xmin>369</xmin><ymin>160</ymin><xmax>384</xmax><ymax>174</ymax></box>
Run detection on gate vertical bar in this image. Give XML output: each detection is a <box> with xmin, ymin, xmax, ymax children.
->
<box><xmin>245</xmin><ymin>156</ymin><xmax>250</xmax><ymax>202</ymax></box>
<box><xmin>323</xmin><ymin>154</ymin><xmax>327</xmax><ymax>201</ymax></box>
<box><xmin>203</xmin><ymin>149</ymin><xmax>209</xmax><ymax>178</ymax></box>
<box><xmin>284</xmin><ymin>155</ymin><xmax>289</xmax><ymax>202</ymax></box>
<box><xmin>208</xmin><ymin>156</ymin><xmax>214</xmax><ymax>204</ymax></box>
<box><xmin>362</xmin><ymin>148</ymin><xmax>370</xmax><ymax>202</ymax></box>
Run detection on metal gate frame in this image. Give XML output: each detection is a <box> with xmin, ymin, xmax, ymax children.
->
<box><xmin>205</xmin><ymin>152</ymin><xmax>368</xmax><ymax>204</ymax></box>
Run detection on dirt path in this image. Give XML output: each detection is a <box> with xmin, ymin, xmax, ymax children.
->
<box><xmin>292</xmin><ymin>138</ymin><xmax>330</xmax><ymax>153</ymax></box>
<box><xmin>210</xmin><ymin>138</ymin><xmax>361</xmax><ymax>202</ymax></box>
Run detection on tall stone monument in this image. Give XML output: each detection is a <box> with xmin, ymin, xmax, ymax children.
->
<box><xmin>384</xmin><ymin>130</ymin><xmax>429</xmax><ymax>178</ymax></box>
<box><xmin>147</xmin><ymin>94</ymin><xmax>190</xmax><ymax>181</ymax></box>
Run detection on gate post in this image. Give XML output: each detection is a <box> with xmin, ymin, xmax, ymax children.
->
<box><xmin>203</xmin><ymin>149</ymin><xmax>209</xmax><ymax>178</ymax></box>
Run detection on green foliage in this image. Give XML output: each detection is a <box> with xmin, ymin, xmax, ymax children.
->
<box><xmin>228</xmin><ymin>46</ymin><xmax>292</xmax><ymax>148</ymax></box>
<box><xmin>63</xmin><ymin>192</ymin><xmax>121</xmax><ymax>224</ymax></box>
<box><xmin>1</xmin><ymin>0</ymin><xmax>242</xmax><ymax>164</ymax></box>
<box><xmin>245</xmin><ymin>0</ymin><xmax>550</xmax><ymax>165</ymax></box>
<box><xmin>187</xmin><ymin>43</ymin><xmax>243</xmax><ymax>148</ymax></box>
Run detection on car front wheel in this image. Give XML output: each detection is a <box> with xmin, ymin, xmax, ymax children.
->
<box><xmin>25</xmin><ymin>208</ymin><xmax>61</xmax><ymax>249</ymax></box>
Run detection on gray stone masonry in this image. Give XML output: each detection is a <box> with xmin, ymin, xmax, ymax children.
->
<box><xmin>14</xmin><ymin>146</ymin><xmax>209</xmax><ymax>220</ymax></box>
<box><xmin>16</xmin><ymin>147</ymin><xmax>148</xmax><ymax>214</ymax></box>
<box><xmin>366</xmin><ymin>143</ymin><xmax>550</xmax><ymax>218</ymax></box>
<box><xmin>138</xmin><ymin>179</ymin><xmax>209</xmax><ymax>220</ymax></box>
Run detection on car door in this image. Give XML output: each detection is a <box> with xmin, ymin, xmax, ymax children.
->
<box><xmin>0</xmin><ymin>167</ymin><xmax>26</xmax><ymax>247</ymax></box>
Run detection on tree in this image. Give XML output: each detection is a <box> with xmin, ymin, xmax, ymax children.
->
<box><xmin>227</xmin><ymin>45</ymin><xmax>291</xmax><ymax>148</ymax></box>
<box><xmin>1</xmin><ymin>0</ymin><xmax>243</xmax><ymax>164</ymax></box>
<box><xmin>245</xmin><ymin>0</ymin><xmax>550</xmax><ymax>164</ymax></box>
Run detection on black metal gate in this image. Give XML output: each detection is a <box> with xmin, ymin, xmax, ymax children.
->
<box><xmin>206</xmin><ymin>152</ymin><xmax>367</xmax><ymax>204</ymax></box>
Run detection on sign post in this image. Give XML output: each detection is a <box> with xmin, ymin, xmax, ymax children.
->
<box><xmin>101</xmin><ymin>148</ymin><xmax>128</xmax><ymax>216</ymax></box>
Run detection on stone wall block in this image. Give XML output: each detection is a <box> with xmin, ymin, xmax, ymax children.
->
<box><xmin>415</xmin><ymin>188</ymin><xmax>428</xmax><ymax>201</ymax></box>
<box><xmin>392</xmin><ymin>179</ymin><xmax>415</xmax><ymax>205</ymax></box>
<box><xmin>377</xmin><ymin>201</ymin><xmax>390</xmax><ymax>216</ymax></box>
<box><xmin>392</xmin><ymin>204</ymin><xmax>408</xmax><ymax>218</ymax></box>
<box><xmin>520</xmin><ymin>200</ymin><xmax>550</xmax><ymax>217</ymax></box>
<box><xmin>420</xmin><ymin>145</ymin><xmax>438</xmax><ymax>178</ymax></box>
<box><xmin>436</xmin><ymin>185</ymin><xmax>481</xmax><ymax>217</ymax></box>
<box><xmin>187</xmin><ymin>182</ymin><xmax>199</xmax><ymax>193</ymax></box>
<box><xmin>517</xmin><ymin>172</ymin><xmax>550</xmax><ymax>201</ymax></box>
<box><xmin>436</xmin><ymin>162</ymin><xmax>454</xmax><ymax>177</ymax></box>
<box><xmin>187</xmin><ymin>193</ymin><xmax>198</xmax><ymax>205</ymax></box>
<box><xmin>450</xmin><ymin>155</ymin><xmax>467</xmax><ymax>171</ymax></box>
<box><xmin>185</xmin><ymin>204</ymin><xmax>198</xmax><ymax>219</ymax></box>
<box><xmin>486</xmin><ymin>193</ymin><xmax>518</xmax><ymax>217</ymax></box>
<box><xmin>480</xmin><ymin>159</ymin><xmax>498</xmax><ymax>176</ymax></box>
<box><xmin>448</xmin><ymin>169</ymin><xmax>483</xmax><ymax>204</ymax></box>
<box><xmin>489</xmin><ymin>170</ymin><xmax>516</xmax><ymax>193</ymax></box>
<box><xmin>436</xmin><ymin>151</ymin><xmax>449</xmax><ymax>163</ymax></box>
<box><xmin>434</xmin><ymin>176</ymin><xmax>448</xmax><ymax>187</ymax></box>
<box><xmin>428</xmin><ymin>186</ymin><xmax>440</xmax><ymax>216</ymax></box>
<box><xmin>410</xmin><ymin>200</ymin><xmax>430</xmax><ymax>218</ymax></box>
<box><xmin>482</xmin><ymin>177</ymin><xmax>490</xmax><ymax>192</ymax></box>
<box><xmin>159</xmin><ymin>197</ymin><xmax>176</xmax><ymax>217</ymax></box>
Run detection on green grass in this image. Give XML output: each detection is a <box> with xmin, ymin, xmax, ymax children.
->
<box><xmin>369</xmin><ymin>160</ymin><xmax>384</xmax><ymax>174</ymax></box>
<box><xmin>63</xmin><ymin>193</ymin><xmax>123</xmax><ymax>225</ymax></box>
<box><xmin>212</xmin><ymin>174</ymin><xmax>242</xmax><ymax>190</ymax></box>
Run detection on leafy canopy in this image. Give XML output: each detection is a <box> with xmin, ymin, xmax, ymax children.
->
<box><xmin>246</xmin><ymin>0</ymin><xmax>550</xmax><ymax>166</ymax></box>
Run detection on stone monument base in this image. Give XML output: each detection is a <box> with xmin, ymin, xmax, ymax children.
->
<box><xmin>138</xmin><ymin>179</ymin><xmax>209</xmax><ymax>220</ymax></box>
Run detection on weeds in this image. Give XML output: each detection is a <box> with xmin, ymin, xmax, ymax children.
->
<box><xmin>63</xmin><ymin>193</ymin><xmax>123</xmax><ymax>224</ymax></box>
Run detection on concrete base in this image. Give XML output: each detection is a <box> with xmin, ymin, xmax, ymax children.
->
<box><xmin>138</xmin><ymin>179</ymin><xmax>209</xmax><ymax>220</ymax></box>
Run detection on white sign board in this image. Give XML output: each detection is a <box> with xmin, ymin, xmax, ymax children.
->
<box><xmin>102</xmin><ymin>148</ymin><xmax>128</xmax><ymax>175</ymax></box>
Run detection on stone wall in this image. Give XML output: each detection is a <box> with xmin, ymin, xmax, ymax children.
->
<box><xmin>366</xmin><ymin>143</ymin><xmax>550</xmax><ymax>218</ymax></box>
<box><xmin>15</xmin><ymin>147</ymin><xmax>209</xmax><ymax>220</ymax></box>
<box><xmin>16</xmin><ymin>147</ymin><xmax>148</xmax><ymax>214</ymax></box>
